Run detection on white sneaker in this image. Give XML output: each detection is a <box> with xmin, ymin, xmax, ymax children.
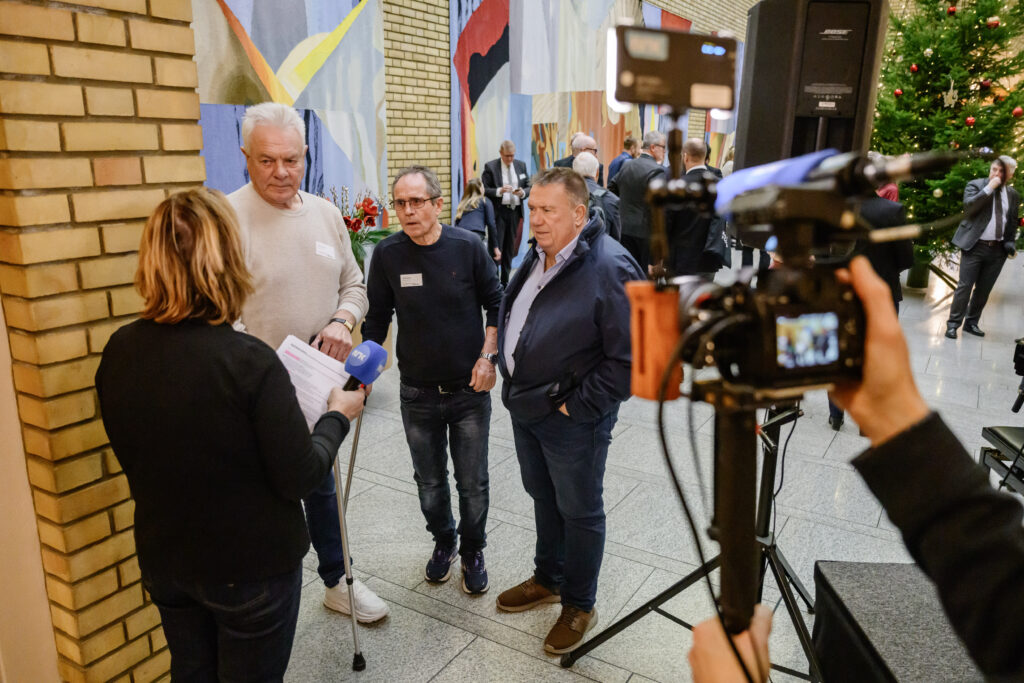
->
<box><xmin>323</xmin><ymin>579</ymin><xmax>390</xmax><ymax>623</ymax></box>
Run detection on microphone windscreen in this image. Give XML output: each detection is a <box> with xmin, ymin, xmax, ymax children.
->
<box><xmin>345</xmin><ymin>341</ymin><xmax>388</xmax><ymax>386</ymax></box>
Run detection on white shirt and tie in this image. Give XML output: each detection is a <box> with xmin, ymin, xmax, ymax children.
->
<box><xmin>502</xmin><ymin>162</ymin><xmax>520</xmax><ymax>208</ymax></box>
<box><xmin>980</xmin><ymin>183</ymin><xmax>1008</xmax><ymax>241</ymax></box>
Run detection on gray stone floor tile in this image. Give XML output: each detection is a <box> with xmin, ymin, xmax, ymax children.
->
<box><xmin>606</xmin><ymin>481</ymin><xmax>716</xmax><ymax>566</ymax></box>
<box><xmin>771</xmin><ymin>455</ymin><xmax>882</xmax><ymax>527</ymax></box>
<box><xmin>286</xmin><ymin>580</ymin><xmax>474</xmax><ymax>683</ymax></box>
<box><xmin>432</xmin><ymin>637</ymin><xmax>596</xmax><ymax>682</ymax></box>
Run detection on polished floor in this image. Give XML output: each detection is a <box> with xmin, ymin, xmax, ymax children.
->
<box><xmin>286</xmin><ymin>252</ymin><xmax>1023</xmax><ymax>682</ymax></box>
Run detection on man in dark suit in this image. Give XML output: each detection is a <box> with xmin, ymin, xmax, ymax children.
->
<box><xmin>945</xmin><ymin>156</ymin><xmax>1019</xmax><ymax>339</ymax></box>
<box><xmin>553</xmin><ymin>133</ymin><xmax>604</xmax><ymax>186</ymax></box>
<box><xmin>607</xmin><ymin>135</ymin><xmax>638</xmax><ymax>185</ymax></box>
<box><xmin>573</xmin><ymin>152</ymin><xmax>621</xmax><ymax>240</ymax></box>
<box><xmin>665</xmin><ymin>138</ymin><xmax>723</xmax><ymax>277</ymax></box>
<box><xmin>608</xmin><ymin>130</ymin><xmax>666</xmax><ymax>272</ymax></box>
<box><xmin>482</xmin><ymin>140</ymin><xmax>531</xmax><ymax>285</ymax></box>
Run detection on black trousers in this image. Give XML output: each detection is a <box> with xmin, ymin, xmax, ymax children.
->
<box><xmin>947</xmin><ymin>243</ymin><xmax>1007</xmax><ymax>328</ymax></box>
<box><xmin>494</xmin><ymin>205</ymin><xmax>520</xmax><ymax>285</ymax></box>
<box><xmin>621</xmin><ymin>234</ymin><xmax>650</xmax><ymax>274</ymax></box>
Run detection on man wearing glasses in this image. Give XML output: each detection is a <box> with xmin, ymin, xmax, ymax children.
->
<box><xmin>362</xmin><ymin>165</ymin><xmax>503</xmax><ymax>594</ymax></box>
<box><xmin>608</xmin><ymin>130</ymin><xmax>668</xmax><ymax>272</ymax></box>
<box><xmin>554</xmin><ymin>133</ymin><xmax>604</xmax><ymax>186</ymax></box>
<box><xmin>483</xmin><ymin>140</ymin><xmax>531</xmax><ymax>285</ymax></box>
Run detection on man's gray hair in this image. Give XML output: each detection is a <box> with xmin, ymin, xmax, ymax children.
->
<box><xmin>571</xmin><ymin>134</ymin><xmax>594</xmax><ymax>154</ymax></box>
<box><xmin>998</xmin><ymin>154</ymin><xmax>1017</xmax><ymax>177</ymax></box>
<box><xmin>241</xmin><ymin>102</ymin><xmax>306</xmax><ymax>153</ymax></box>
<box><xmin>392</xmin><ymin>165</ymin><xmax>443</xmax><ymax>198</ymax></box>
<box><xmin>572</xmin><ymin>152</ymin><xmax>599</xmax><ymax>179</ymax></box>
<box><xmin>642</xmin><ymin>130</ymin><xmax>666</xmax><ymax>150</ymax></box>
<box><xmin>500</xmin><ymin>139</ymin><xmax>516</xmax><ymax>153</ymax></box>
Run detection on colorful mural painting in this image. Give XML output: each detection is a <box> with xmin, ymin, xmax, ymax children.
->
<box><xmin>450</xmin><ymin>0</ymin><xmax>721</xmax><ymax>264</ymax></box>
<box><xmin>192</xmin><ymin>0</ymin><xmax>387</xmax><ymax>198</ymax></box>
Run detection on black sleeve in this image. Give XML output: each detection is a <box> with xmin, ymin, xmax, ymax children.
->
<box><xmin>485</xmin><ymin>198</ymin><xmax>498</xmax><ymax>252</ymax></box>
<box><xmin>252</xmin><ymin>358</ymin><xmax>349</xmax><ymax>501</ymax></box>
<box><xmin>482</xmin><ymin>163</ymin><xmax>500</xmax><ymax>201</ymax></box>
<box><xmin>608</xmin><ymin>173</ymin><xmax>620</xmax><ymax>196</ymax></box>
<box><xmin>474</xmin><ymin>236</ymin><xmax>503</xmax><ymax>326</ymax></box>
<box><xmin>361</xmin><ymin>243</ymin><xmax>394</xmax><ymax>345</ymax></box>
<box><xmin>1006</xmin><ymin>190</ymin><xmax>1020</xmax><ymax>245</ymax></box>
<box><xmin>853</xmin><ymin>413</ymin><xmax>1024</xmax><ymax>679</ymax></box>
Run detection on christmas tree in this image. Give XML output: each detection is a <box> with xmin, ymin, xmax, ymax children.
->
<box><xmin>872</xmin><ymin>0</ymin><xmax>1024</xmax><ymax>258</ymax></box>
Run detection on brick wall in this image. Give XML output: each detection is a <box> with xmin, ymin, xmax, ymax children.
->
<box><xmin>383</xmin><ymin>0</ymin><xmax>452</xmax><ymax>219</ymax></box>
<box><xmin>0</xmin><ymin>0</ymin><xmax>201</xmax><ymax>680</ymax></box>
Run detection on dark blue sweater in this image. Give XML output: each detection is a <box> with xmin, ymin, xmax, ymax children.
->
<box><xmin>362</xmin><ymin>225</ymin><xmax>503</xmax><ymax>385</ymax></box>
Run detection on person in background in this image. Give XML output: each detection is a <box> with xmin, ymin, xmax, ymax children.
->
<box><xmin>554</xmin><ymin>132</ymin><xmax>605</xmax><ymax>186</ymax></box>
<box><xmin>609</xmin><ymin>130</ymin><xmax>667</xmax><ymax>272</ymax></box>
<box><xmin>607</xmin><ymin>135</ymin><xmax>639</xmax><ymax>185</ymax></box>
<box><xmin>482</xmin><ymin>140</ymin><xmax>531</xmax><ymax>285</ymax></box>
<box><xmin>945</xmin><ymin>155</ymin><xmax>1019</xmax><ymax>339</ymax></box>
<box><xmin>574</xmin><ymin>151</ymin><xmax>621</xmax><ymax>241</ymax></box>
<box><xmin>455</xmin><ymin>177</ymin><xmax>501</xmax><ymax>266</ymax></box>
<box><xmin>96</xmin><ymin>188</ymin><xmax>368</xmax><ymax>682</ymax></box>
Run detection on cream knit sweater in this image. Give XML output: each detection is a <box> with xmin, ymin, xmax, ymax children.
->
<box><xmin>228</xmin><ymin>183</ymin><xmax>368</xmax><ymax>350</ymax></box>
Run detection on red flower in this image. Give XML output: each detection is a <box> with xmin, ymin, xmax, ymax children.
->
<box><xmin>362</xmin><ymin>199</ymin><xmax>379</xmax><ymax>217</ymax></box>
<box><xmin>349</xmin><ymin>218</ymin><xmax>363</xmax><ymax>233</ymax></box>
<box><xmin>343</xmin><ymin>215</ymin><xmax>353</xmax><ymax>228</ymax></box>
<box><xmin>365</xmin><ymin>216</ymin><xmax>376</xmax><ymax>227</ymax></box>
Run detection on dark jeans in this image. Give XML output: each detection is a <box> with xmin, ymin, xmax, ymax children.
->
<box><xmin>495</xmin><ymin>206</ymin><xmax>521</xmax><ymax>285</ymax></box>
<box><xmin>511</xmin><ymin>408</ymin><xmax>617</xmax><ymax>612</ymax></box>
<box><xmin>144</xmin><ymin>568</ymin><xmax>302</xmax><ymax>683</ymax></box>
<box><xmin>302</xmin><ymin>468</ymin><xmax>346</xmax><ymax>587</ymax></box>
<box><xmin>947</xmin><ymin>243</ymin><xmax>1007</xmax><ymax>328</ymax></box>
<box><xmin>399</xmin><ymin>383</ymin><xmax>491</xmax><ymax>556</ymax></box>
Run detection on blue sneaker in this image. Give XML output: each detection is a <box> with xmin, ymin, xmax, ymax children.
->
<box><xmin>425</xmin><ymin>543</ymin><xmax>459</xmax><ymax>583</ymax></box>
<box><xmin>461</xmin><ymin>550</ymin><xmax>488</xmax><ymax>594</ymax></box>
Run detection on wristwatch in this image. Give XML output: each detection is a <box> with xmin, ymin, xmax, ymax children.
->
<box><xmin>329</xmin><ymin>317</ymin><xmax>354</xmax><ymax>332</ymax></box>
<box><xmin>479</xmin><ymin>352</ymin><xmax>498</xmax><ymax>365</ymax></box>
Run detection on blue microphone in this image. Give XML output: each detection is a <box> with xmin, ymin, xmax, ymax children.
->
<box><xmin>343</xmin><ymin>341</ymin><xmax>388</xmax><ymax>390</ymax></box>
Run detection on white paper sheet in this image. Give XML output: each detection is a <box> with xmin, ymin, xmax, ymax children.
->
<box><xmin>276</xmin><ymin>334</ymin><xmax>351</xmax><ymax>430</ymax></box>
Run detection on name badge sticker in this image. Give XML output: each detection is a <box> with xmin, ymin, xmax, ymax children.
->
<box><xmin>315</xmin><ymin>241</ymin><xmax>336</xmax><ymax>260</ymax></box>
<box><xmin>400</xmin><ymin>273</ymin><xmax>423</xmax><ymax>287</ymax></box>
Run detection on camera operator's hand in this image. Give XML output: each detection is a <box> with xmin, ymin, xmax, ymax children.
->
<box><xmin>327</xmin><ymin>386</ymin><xmax>367</xmax><ymax>421</ymax></box>
<box><xmin>689</xmin><ymin>604</ymin><xmax>772</xmax><ymax>683</ymax></box>
<box><xmin>830</xmin><ymin>257</ymin><xmax>929</xmax><ymax>446</ymax></box>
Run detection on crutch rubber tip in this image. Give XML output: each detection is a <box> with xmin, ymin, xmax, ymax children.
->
<box><xmin>353</xmin><ymin>653</ymin><xmax>366</xmax><ymax>671</ymax></box>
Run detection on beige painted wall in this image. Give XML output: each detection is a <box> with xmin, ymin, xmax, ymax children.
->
<box><xmin>0</xmin><ymin>305</ymin><xmax>61</xmax><ymax>683</ymax></box>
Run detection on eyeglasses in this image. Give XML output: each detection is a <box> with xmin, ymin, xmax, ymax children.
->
<box><xmin>583</xmin><ymin>147</ymin><xmax>598</xmax><ymax>154</ymax></box>
<box><xmin>391</xmin><ymin>196</ymin><xmax>440</xmax><ymax>210</ymax></box>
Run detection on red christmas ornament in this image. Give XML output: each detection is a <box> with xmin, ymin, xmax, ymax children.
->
<box><xmin>1013</xmin><ymin>106</ymin><xmax>1024</xmax><ymax>118</ymax></box>
<box><xmin>910</xmin><ymin>63</ymin><xmax>919</xmax><ymax>73</ymax></box>
<box><xmin>965</xmin><ymin>116</ymin><xmax>976</xmax><ymax>126</ymax></box>
<box><xmin>947</xmin><ymin>5</ymin><xmax>957</xmax><ymax>15</ymax></box>
<box><xmin>894</xmin><ymin>88</ymin><xmax>903</xmax><ymax>97</ymax></box>
<box><xmin>980</xmin><ymin>79</ymin><xmax>992</xmax><ymax>89</ymax></box>
<box><xmin>986</xmin><ymin>16</ymin><xmax>1000</xmax><ymax>28</ymax></box>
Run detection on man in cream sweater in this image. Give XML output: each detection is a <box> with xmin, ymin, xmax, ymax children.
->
<box><xmin>228</xmin><ymin>102</ymin><xmax>388</xmax><ymax>623</ymax></box>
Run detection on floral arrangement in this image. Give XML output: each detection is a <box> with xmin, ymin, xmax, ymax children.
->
<box><xmin>321</xmin><ymin>186</ymin><xmax>393</xmax><ymax>271</ymax></box>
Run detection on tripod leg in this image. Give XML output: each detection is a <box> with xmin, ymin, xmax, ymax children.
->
<box><xmin>766</xmin><ymin>550</ymin><xmax>821</xmax><ymax>682</ymax></box>
<box><xmin>773</xmin><ymin>546</ymin><xmax>814</xmax><ymax>613</ymax></box>
<box><xmin>332</xmin><ymin>456</ymin><xmax>366</xmax><ymax>671</ymax></box>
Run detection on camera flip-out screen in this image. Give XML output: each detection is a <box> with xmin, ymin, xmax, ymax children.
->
<box><xmin>614</xmin><ymin>26</ymin><xmax>736</xmax><ymax>111</ymax></box>
<box><xmin>775</xmin><ymin>312</ymin><xmax>840</xmax><ymax>370</ymax></box>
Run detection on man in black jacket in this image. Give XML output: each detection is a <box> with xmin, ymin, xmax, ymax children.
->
<box><xmin>666</xmin><ymin>138</ymin><xmax>725</xmax><ymax>277</ymax></box>
<box><xmin>574</xmin><ymin>151</ymin><xmax>620</xmax><ymax>240</ymax></box>
<box><xmin>482</xmin><ymin>140</ymin><xmax>531</xmax><ymax>285</ymax></box>
<box><xmin>363</xmin><ymin>165</ymin><xmax>504</xmax><ymax>595</ymax></box>
<box><xmin>608</xmin><ymin>130</ymin><xmax>667</xmax><ymax>272</ymax></box>
<box><xmin>554</xmin><ymin>132</ymin><xmax>604</xmax><ymax>186</ymax></box>
<box><xmin>945</xmin><ymin>155</ymin><xmax>1019</xmax><ymax>339</ymax></box>
<box><xmin>494</xmin><ymin>168</ymin><xmax>643</xmax><ymax>655</ymax></box>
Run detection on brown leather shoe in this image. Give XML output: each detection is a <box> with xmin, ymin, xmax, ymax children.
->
<box><xmin>543</xmin><ymin>605</ymin><xmax>598</xmax><ymax>654</ymax></box>
<box><xmin>495</xmin><ymin>577</ymin><xmax>560</xmax><ymax>612</ymax></box>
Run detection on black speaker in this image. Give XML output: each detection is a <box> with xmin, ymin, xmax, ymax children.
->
<box><xmin>734</xmin><ymin>0</ymin><xmax>889</xmax><ymax>170</ymax></box>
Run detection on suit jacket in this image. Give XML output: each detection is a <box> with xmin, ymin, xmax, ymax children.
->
<box><xmin>952</xmin><ymin>178</ymin><xmax>1020</xmax><ymax>251</ymax></box>
<box><xmin>607</xmin><ymin>154</ymin><xmax>667</xmax><ymax>240</ymax></box>
<box><xmin>482</xmin><ymin>159</ymin><xmax>531</xmax><ymax>216</ymax></box>
<box><xmin>858</xmin><ymin>196</ymin><xmax>912</xmax><ymax>303</ymax></box>
<box><xmin>554</xmin><ymin>155</ymin><xmax>604</xmax><ymax>186</ymax></box>
<box><xmin>666</xmin><ymin>166</ymin><xmax>718</xmax><ymax>275</ymax></box>
<box><xmin>585</xmin><ymin>177</ymin><xmax>621</xmax><ymax>241</ymax></box>
<box><xmin>607</xmin><ymin>151</ymin><xmax>632</xmax><ymax>185</ymax></box>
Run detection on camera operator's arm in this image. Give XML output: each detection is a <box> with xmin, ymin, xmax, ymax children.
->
<box><xmin>833</xmin><ymin>257</ymin><xmax>1024</xmax><ymax>679</ymax></box>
